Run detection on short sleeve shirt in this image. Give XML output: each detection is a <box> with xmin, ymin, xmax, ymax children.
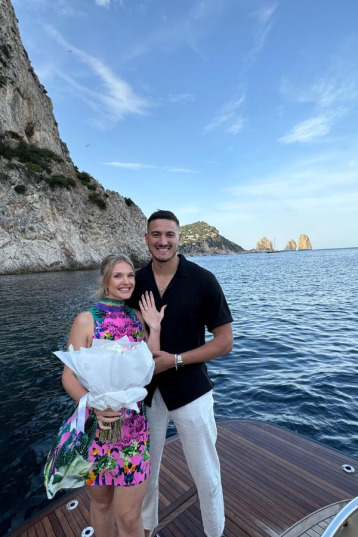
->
<box><xmin>128</xmin><ymin>255</ymin><xmax>233</xmax><ymax>410</ymax></box>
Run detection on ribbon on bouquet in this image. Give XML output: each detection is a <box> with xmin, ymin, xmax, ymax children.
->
<box><xmin>69</xmin><ymin>393</ymin><xmax>88</xmax><ymax>434</ymax></box>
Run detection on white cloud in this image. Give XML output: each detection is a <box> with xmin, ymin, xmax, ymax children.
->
<box><xmin>95</xmin><ymin>0</ymin><xmax>110</xmax><ymax>5</ymax></box>
<box><xmin>210</xmin><ymin>160</ymin><xmax>358</xmax><ymax>249</ymax></box>
<box><xmin>204</xmin><ymin>93</ymin><xmax>246</xmax><ymax>135</ymax></box>
<box><xmin>178</xmin><ymin>205</ymin><xmax>205</xmax><ymax>221</ymax></box>
<box><xmin>164</xmin><ymin>167</ymin><xmax>198</xmax><ymax>174</ymax></box>
<box><xmin>20</xmin><ymin>0</ymin><xmax>88</xmax><ymax>16</ymax></box>
<box><xmin>280</xmin><ymin>76</ymin><xmax>358</xmax><ymax>110</ymax></box>
<box><xmin>247</xmin><ymin>2</ymin><xmax>278</xmax><ymax>63</ymax></box>
<box><xmin>119</xmin><ymin>1</ymin><xmax>237</xmax><ymax>63</ymax></box>
<box><xmin>168</xmin><ymin>93</ymin><xmax>195</xmax><ymax>104</ymax></box>
<box><xmin>222</xmin><ymin>158</ymin><xmax>358</xmax><ymax>215</ymax></box>
<box><xmin>45</xmin><ymin>26</ymin><xmax>149</xmax><ymax>128</ymax></box>
<box><xmin>279</xmin><ymin>56</ymin><xmax>358</xmax><ymax>143</ymax></box>
<box><xmin>255</xmin><ymin>2</ymin><xmax>278</xmax><ymax>25</ymax></box>
<box><xmin>106</xmin><ymin>162</ymin><xmax>198</xmax><ymax>173</ymax></box>
<box><xmin>279</xmin><ymin>116</ymin><xmax>331</xmax><ymax>143</ymax></box>
<box><xmin>226</xmin><ymin>117</ymin><xmax>246</xmax><ymax>135</ymax></box>
<box><xmin>106</xmin><ymin>162</ymin><xmax>155</xmax><ymax>170</ymax></box>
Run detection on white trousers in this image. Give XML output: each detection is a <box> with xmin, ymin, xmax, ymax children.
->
<box><xmin>142</xmin><ymin>389</ymin><xmax>225</xmax><ymax>537</ymax></box>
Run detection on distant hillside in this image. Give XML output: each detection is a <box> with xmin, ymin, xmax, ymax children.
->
<box><xmin>179</xmin><ymin>221</ymin><xmax>244</xmax><ymax>256</ymax></box>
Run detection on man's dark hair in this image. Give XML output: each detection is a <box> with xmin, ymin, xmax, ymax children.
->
<box><xmin>147</xmin><ymin>210</ymin><xmax>180</xmax><ymax>228</ymax></box>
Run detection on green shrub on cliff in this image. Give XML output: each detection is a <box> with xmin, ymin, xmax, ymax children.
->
<box><xmin>0</xmin><ymin>137</ymin><xmax>63</xmax><ymax>172</ymax></box>
<box><xmin>124</xmin><ymin>197</ymin><xmax>135</xmax><ymax>207</ymax></box>
<box><xmin>0</xmin><ymin>140</ymin><xmax>13</xmax><ymax>159</ymax></box>
<box><xmin>77</xmin><ymin>171</ymin><xmax>93</xmax><ymax>182</ymax></box>
<box><xmin>46</xmin><ymin>174</ymin><xmax>76</xmax><ymax>190</ymax></box>
<box><xmin>14</xmin><ymin>184</ymin><xmax>26</xmax><ymax>194</ymax></box>
<box><xmin>7</xmin><ymin>131</ymin><xmax>22</xmax><ymax>141</ymax></box>
<box><xmin>79</xmin><ymin>178</ymin><xmax>97</xmax><ymax>190</ymax></box>
<box><xmin>15</xmin><ymin>142</ymin><xmax>62</xmax><ymax>168</ymax></box>
<box><xmin>25</xmin><ymin>162</ymin><xmax>44</xmax><ymax>173</ymax></box>
<box><xmin>76</xmin><ymin>170</ymin><xmax>97</xmax><ymax>190</ymax></box>
<box><xmin>89</xmin><ymin>192</ymin><xmax>107</xmax><ymax>209</ymax></box>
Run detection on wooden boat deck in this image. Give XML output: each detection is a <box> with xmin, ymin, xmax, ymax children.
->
<box><xmin>10</xmin><ymin>420</ymin><xmax>358</xmax><ymax>537</ymax></box>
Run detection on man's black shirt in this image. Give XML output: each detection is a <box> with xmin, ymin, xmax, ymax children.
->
<box><xmin>128</xmin><ymin>255</ymin><xmax>233</xmax><ymax>410</ymax></box>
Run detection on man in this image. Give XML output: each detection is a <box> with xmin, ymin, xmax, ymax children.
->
<box><xmin>130</xmin><ymin>210</ymin><xmax>233</xmax><ymax>537</ymax></box>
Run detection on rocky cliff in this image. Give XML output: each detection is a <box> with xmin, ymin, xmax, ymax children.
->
<box><xmin>0</xmin><ymin>0</ymin><xmax>69</xmax><ymax>159</ymax></box>
<box><xmin>285</xmin><ymin>239</ymin><xmax>297</xmax><ymax>251</ymax></box>
<box><xmin>298</xmin><ymin>234</ymin><xmax>312</xmax><ymax>250</ymax></box>
<box><xmin>0</xmin><ymin>0</ymin><xmax>150</xmax><ymax>274</ymax></box>
<box><xmin>179</xmin><ymin>221</ymin><xmax>244</xmax><ymax>256</ymax></box>
<box><xmin>255</xmin><ymin>237</ymin><xmax>274</xmax><ymax>252</ymax></box>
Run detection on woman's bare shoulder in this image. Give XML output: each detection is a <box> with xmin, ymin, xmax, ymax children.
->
<box><xmin>68</xmin><ymin>311</ymin><xmax>94</xmax><ymax>349</ymax></box>
<box><xmin>72</xmin><ymin>311</ymin><xmax>94</xmax><ymax>328</ymax></box>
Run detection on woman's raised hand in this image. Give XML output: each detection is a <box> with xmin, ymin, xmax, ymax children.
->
<box><xmin>139</xmin><ymin>291</ymin><xmax>166</xmax><ymax>331</ymax></box>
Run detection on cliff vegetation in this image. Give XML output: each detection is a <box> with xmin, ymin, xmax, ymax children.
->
<box><xmin>179</xmin><ymin>221</ymin><xmax>244</xmax><ymax>256</ymax></box>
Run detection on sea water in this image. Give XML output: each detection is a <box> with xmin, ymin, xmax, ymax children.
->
<box><xmin>1</xmin><ymin>248</ymin><xmax>357</xmax><ymax>535</ymax></box>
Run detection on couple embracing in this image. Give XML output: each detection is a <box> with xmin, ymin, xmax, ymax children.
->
<box><xmin>59</xmin><ymin>209</ymin><xmax>233</xmax><ymax>537</ymax></box>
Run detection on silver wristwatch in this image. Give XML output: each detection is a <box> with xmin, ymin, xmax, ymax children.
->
<box><xmin>175</xmin><ymin>354</ymin><xmax>184</xmax><ymax>369</ymax></box>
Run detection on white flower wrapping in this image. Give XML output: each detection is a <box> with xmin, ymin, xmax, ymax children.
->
<box><xmin>54</xmin><ymin>337</ymin><xmax>154</xmax><ymax>432</ymax></box>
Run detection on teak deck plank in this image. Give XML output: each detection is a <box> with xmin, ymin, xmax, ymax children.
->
<box><xmin>41</xmin><ymin>518</ymin><xmax>56</xmax><ymax>537</ymax></box>
<box><xmin>9</xmin><ymin>420</ymin><xmax>358</xmax><ymax>537</ymax></box>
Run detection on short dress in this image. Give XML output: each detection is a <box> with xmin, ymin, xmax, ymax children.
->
<box><xmin>84</xmin><ymin>299</ymin><xmax>150</xmax><ymax>487</ymax></box>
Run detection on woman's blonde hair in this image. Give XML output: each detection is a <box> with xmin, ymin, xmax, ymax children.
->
<box><xmin>97</xmin><ymin>253</ymin><xmax>135</xmax><ymax>300</ymax></box>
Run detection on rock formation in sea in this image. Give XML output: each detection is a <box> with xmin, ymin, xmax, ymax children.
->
<box><xmin>0</xmin><ymin>0</ymin><xmax>150</xmax><ymax>274</ymax></box>
<box><xmin>285</xmin><ymin>239</ymin><xmax>297</xmax><ymax>251</ymax></box>
<box><xmin>179</xmin><ymin>221</ymin><xmax>244</xmax><ymax>256</ymax></box>
<box><xmin>255</xmin><ymin>237</ymin><xmax>274</xmax><ymax>252</ymax></box>
<box><xmin>298</xmin><ymin>234</ymin><xmax>312</xmax><ymax>250</ymax></box>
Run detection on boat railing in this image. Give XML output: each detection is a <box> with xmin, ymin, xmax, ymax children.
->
<box><xmin>321</xmin><ymin>497</ymin><xmax>358</xmax><ymax>537</ymax></box>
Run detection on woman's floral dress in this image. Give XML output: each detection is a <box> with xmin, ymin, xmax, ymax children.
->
<box><xmin>84</xmin><ymin>299</ymin><xmax>150</xmax><ymax>486</ymax></box>
<box><xmin>45</xmin><ymin>299</ymin><xmax>151</xmax><ymax>494</ymax></box>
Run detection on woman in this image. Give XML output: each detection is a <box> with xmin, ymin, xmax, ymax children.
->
<box><xmin>62</xmin><ymin>253</ymin><xmax>165</xmax><ymax>537</ymax></box>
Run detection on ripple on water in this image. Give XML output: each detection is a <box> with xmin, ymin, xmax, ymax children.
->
<box><xmin>1</xmin><ymin>249</ymin><xmax>358</xmax><ymax>536</ymax></box>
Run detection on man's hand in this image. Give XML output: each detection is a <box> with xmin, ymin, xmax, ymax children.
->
<box><xmin>93</xmin><ymin>408</ymin><xmax>121</xmax><ymax>430</ymax></box>
<box><xmin>153</xmin><ymin>350</ymin><xmax>175</xmax><ymax>374</ymax></box>
<box><xmin>152</xmin><ymin>322</ymin><xmax>233</xmax><ymax>374</ymax></box>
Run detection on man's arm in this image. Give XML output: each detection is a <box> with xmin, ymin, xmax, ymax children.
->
<box><xmin>152</xmin><ymin>322</ymin><xmax>233</xmax><ymax>374</ymax></box>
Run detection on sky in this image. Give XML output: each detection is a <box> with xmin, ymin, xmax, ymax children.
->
<box><xmin>12</xmin><ymin>0</ymin><xmax>358</xmax><ymax>250</ymax></box>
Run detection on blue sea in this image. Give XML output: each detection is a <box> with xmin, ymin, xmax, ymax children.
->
<box><xmin>1</xmin><ymin>248</ymin><xmax>358</xmax><ymax>536</ymax></box>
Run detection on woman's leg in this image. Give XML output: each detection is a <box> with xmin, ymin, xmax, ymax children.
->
<box><xmin>113</xmin><ymin>480</ymin><xmax>148</xmax><ymax>537</ymax></box>
<box><xmin>88</xmin><ymin>485</ymin><xmax>115</xmax><ymax>537</ymax></box>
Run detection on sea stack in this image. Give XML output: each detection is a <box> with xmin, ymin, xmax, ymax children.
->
<box><xmin>298</xmin><ymin>235</ymin><xmax>312</xmax><ymax>250</ymax></box>
<box><xmin>285</xmin><ymin>239</ymin><xmax>297</xmax><ymax>251</ymax></box>
<box><xmin>256</xmin><ymin>237</ymin><xmax>274</xmax><ymax>252</ymax></box>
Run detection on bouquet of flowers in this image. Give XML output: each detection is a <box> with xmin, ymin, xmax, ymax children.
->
<box><xmin>44</xmin><ymin>336</ymin><xmax>154</xmax><ymax>498</ymax></box>
<box><xmin>59</xmin><ymin>336</ymin><xmax>152</xmax><ymax>401</ymax></box>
